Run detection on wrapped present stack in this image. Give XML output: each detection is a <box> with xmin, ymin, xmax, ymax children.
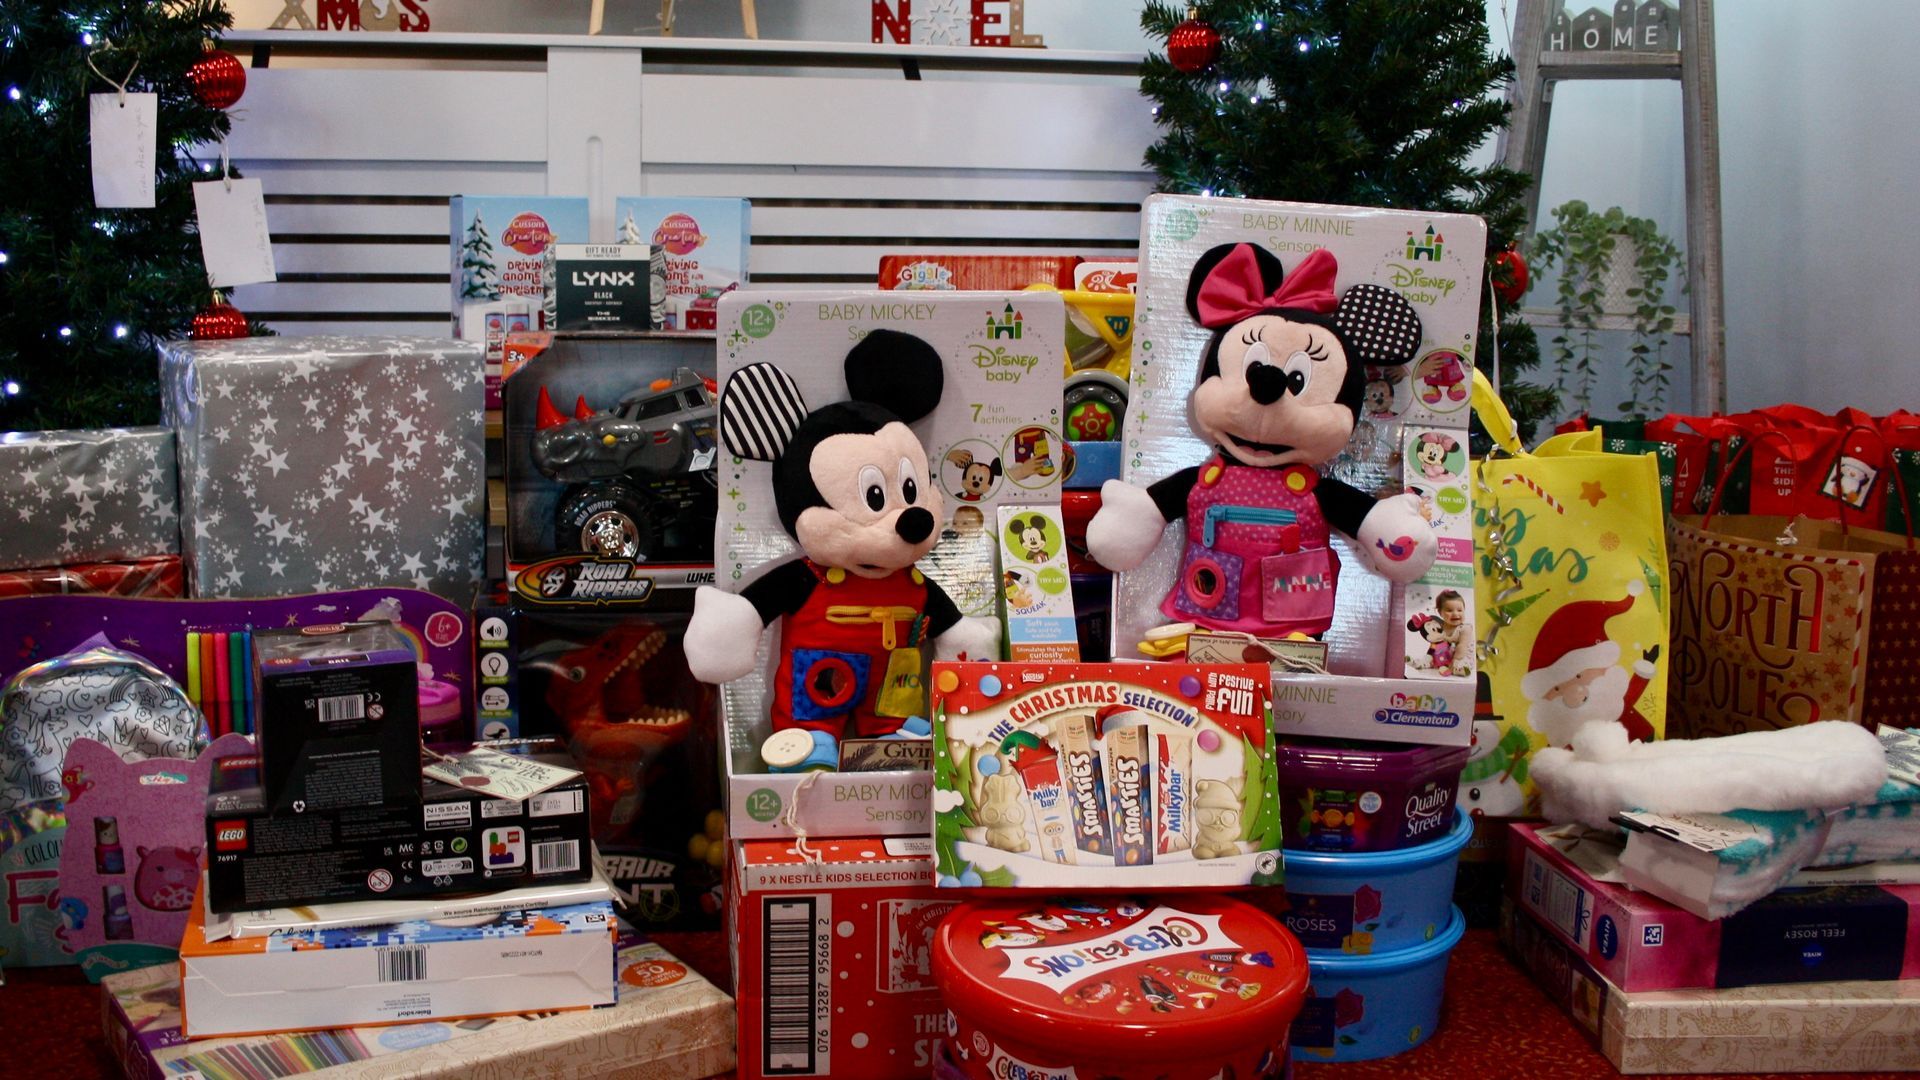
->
<box><xmin>0</xmin><ymin>427</ymin><xmax>184</xmax><ymax>597</ymax></box>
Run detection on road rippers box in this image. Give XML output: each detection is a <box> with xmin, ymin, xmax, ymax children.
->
<box><xmin>180</xmin><ymin>887</ymin><xmax>616</xmax><ymax>1037</ymax></box>
<box><xmin>933</xmin><ymin>895</ymin><xmax>1309</xmax><ymax>1080</ymax></box>
<box><xmin>731</xmin><ymin>836</ymin><xmax>955</xmax><ymax>1080</ymax></box>
<box><xmin>204</xmin><ymin>740</ymin><xmax>593</xmax><ymax>913</ymax></box>
<box><xmin>930</xmin><ymin>661</ymin><xmax>1281</xmax><ymax>889</ymax></box>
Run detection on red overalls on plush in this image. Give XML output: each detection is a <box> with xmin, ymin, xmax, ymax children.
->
<box><xmin>772</xmin><ymin>560</ymin><xmax>928</xmax><ymax>738</ymax></box>
<box><xmin>1161</xmin><ymin>458</ymin><xmax>1342</xmax><ymax>638</ymax></box>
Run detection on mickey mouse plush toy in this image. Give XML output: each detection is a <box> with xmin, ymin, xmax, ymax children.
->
<box><xmin>1088</xmin><ymin>243</ymin><xmax>1438</xmax><ymax>640</ymax></box>
<box><xmin>685</xmin><ymin>330</ymin><xmax>998</xmax><ymax>770</ymax></box>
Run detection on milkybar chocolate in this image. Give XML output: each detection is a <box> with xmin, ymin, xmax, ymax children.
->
<box><xmin>1156</xmin><ymin>731</ymin><xmax>1193</xmax><ymax>855</ymax></box>
<box><xmin>1013</xmin><ymin>743</ymin><xmax>1076</xmax><ymax>866</ymax></box>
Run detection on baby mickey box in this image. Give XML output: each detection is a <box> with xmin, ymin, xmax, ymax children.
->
<box><xmin>1114</xmin><ymin>196</ymin><xmax>1484</xmax><ymax>747</ymax></box>
<box><xmin>930</xmin><ymin>662</ymin><xmax>1281</xmax><ymax>889</ymax></box>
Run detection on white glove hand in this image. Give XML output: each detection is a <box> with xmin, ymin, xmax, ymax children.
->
<box><xmin>685</xmin><ymin>586</ymin><xmax>764</xmax><ymax>684</ymax></box>
<box><xmin>1357</xmin><ymin>493</ymin><xmax>1439</xmax><ymax>583</ymax></box>
<box><xmin>933</xmin><ymin>616</ymin><xmax>1000</xmax><ymax>663</ymax></box>
<box><xmin>1086</xmin><ymin>479</ymin><xmax>1167</xmax><ymax>572</ymax></box>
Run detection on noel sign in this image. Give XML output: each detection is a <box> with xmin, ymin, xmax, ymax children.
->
<box><xmin>872</xmin><ymin>0</ymin><xmax>1044</xmax><ymax>47</ymax></box>
<box><xmin>1667</xmin><ymin>514</ymin><xmax>1920</xmax><ymax>738</ymax></box>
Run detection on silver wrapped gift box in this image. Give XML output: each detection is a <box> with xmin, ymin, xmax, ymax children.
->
<box><xmin>0</xmin><ymin>427</ymin><xmax>179</xmax><ymax>572</ymax></box>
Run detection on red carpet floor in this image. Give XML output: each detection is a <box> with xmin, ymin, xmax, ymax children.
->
<box><xmin>7</xmin><ymin>929</ymin><xmax>1909</xmax><ymax>1078</ymax></box>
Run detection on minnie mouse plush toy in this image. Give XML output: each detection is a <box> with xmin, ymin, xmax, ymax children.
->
<box><xmin>685</xmin><ymin>330</ymin><xmax>999</xmax><ymax>769</ymax></box>
<box><xmin>1088</xmin><ymin>243</ymin><xmax>1438</xmax><ymax>641</ymax></box>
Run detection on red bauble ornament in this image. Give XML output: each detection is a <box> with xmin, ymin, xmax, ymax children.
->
<box><xmin>188</xmin><ymin>50</ymin><xmax>247</xmax><ymax>110</ymax></box>
<box><xmin>191</xmin><ymin>301</ymin><xmax>250</xmax><ymax>340</ymax></box>
<box><xmin>1168</xmin><ymin>15</ymin><xmax>1222</xmax><ymax>73</ymax></box>
<box><xmin>1492</xmin><ymin>246</ymin><xmax>1530</xmax><ymax>306</ymax></box>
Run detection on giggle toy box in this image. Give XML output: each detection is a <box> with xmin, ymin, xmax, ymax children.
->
<box><xmin>929</xmin><ymin>661</ymin><xmax>1282</xmax><ymax>889</ymax></box>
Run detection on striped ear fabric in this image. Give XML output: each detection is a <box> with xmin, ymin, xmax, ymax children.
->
<box><xmin>719</xmin><ymin>362</ymin><xmax>809</xmax><ymax>462</ymax></box>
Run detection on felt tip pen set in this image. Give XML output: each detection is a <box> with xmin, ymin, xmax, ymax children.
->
<box><xmin>186</xmin><ymin>627</ymin><xmax>255</xmax><ymax>737</ymax></box>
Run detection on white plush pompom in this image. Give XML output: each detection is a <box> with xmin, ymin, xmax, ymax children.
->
<box><xmin>685</xmin><ymin>586</ymin><xmax>764</xmax><ymax>684</ymax></box>
<box><xmin>934</xmin><ymin>616</ymin><xmax>1000</xmax><ymax>663</ymax></box>
<box><xmin>1356</xmin><ymin>493</ymin><xmax>1438</xmax><ymax>583</ymax></box>
<box><xmin>1086</xmin><ymin>479</ymin><xmax>1167</xmax><ymax>572</ymax></box>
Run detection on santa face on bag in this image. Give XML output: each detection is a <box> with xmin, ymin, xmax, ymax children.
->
<box><xmin>1521</xmin><ymin>579</ymin><xmax>1660</xmax><ymax>747</ymax></box>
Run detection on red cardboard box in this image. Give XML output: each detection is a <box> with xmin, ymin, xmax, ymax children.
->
<box><xmin>0</xmin><ymin>555</ymin><xmax>182</xmax><ymax>598</ymax></box>
<box><xmin>877</xmin><ymin>254</ymin><xmax>1077</xmax><ymax>291</ymax></box>
<box><xmin>731</xmin><ymin>836</ymin><xmax>952</xmax><ymax>1079</ymax></box>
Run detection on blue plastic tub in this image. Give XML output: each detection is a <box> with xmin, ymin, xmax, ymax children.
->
<box><xmin>1290</xmin><ymin>905</ymin><xmax>1466</xmax><ymax>1062</ymax></box>
<box><xmin>1276</xmin><ymin>809</ymin><xmax>1470</xmax><ymax>955</ymax></box>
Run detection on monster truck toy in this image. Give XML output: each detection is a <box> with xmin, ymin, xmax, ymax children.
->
<box><xmin>531</xmin><ymin>368</ymin><xmax>719</xmax><ymax>560</ymax></box>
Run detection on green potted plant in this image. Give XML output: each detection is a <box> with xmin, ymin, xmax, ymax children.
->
<box><xmin>1529</xmin><ymin>201</ymin><xmax>1685</xmax><ymax>418</ymax></box>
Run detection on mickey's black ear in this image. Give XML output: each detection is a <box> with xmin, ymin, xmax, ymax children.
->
<box><xmin>1186</xmin><ymin>243</ymin><xmax>1285</xmax><ymax>324</ymax></box>
<box><xmin>719</xmin><ymin>362</ymin><xmax>808</xmax><ymax>462</ymax></box>
<box><xmin>846</xmin><ymin>329</ymin><xmax>943</xmax><ymax>424</ymax></box>
<box><xmin>1334</xmin><ymin>285</ymin><xmax>1424</xmax><ymax>366</ymax></box>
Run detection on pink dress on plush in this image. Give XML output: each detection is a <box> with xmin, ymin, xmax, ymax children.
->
<box><xmin>1161</xmin><ymin>458</ymin><xmax>1341</xmax><ymax>637</ymax></box>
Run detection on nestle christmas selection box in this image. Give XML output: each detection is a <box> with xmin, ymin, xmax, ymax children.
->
<box><xmin>930</xmin><ymin>661</ymin><xmax>1282</xmax><ymax>889</ymax></box>
<box><xmin>731</xmin><ymin>836</ymin><xmax>954</xmax><ymax>1079</ymax></box>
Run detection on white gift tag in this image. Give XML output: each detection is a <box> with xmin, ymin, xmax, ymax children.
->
<box><xmin>192</xmin><ymin>177</ymin><xmax>277</xmax><ymax>287</ymax></box>
<box><xmin>89</xmin><ymin>92</ymin><xmax>156</xmax><ymax>208</ymax></box>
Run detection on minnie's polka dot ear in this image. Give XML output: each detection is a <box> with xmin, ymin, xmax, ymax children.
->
<box><xmin>1334</xmin><ymin>284</ymin><xmax>1424</xmax><ymax>366</ymax></box>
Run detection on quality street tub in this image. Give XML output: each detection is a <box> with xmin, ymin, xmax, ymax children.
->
<box><xmin>1276</xmin><ymin>808</ymin><xmax>1470</xmax><ymax>954</ymax></box>
<box><xmin>934</xmin><ymin>895</ymin><xmax>1308</xmax><ymax>1080</ymax></box>
<box><xmin>1278</xmin><ymin>738</ymin><xmax>1468</xmax><ymax>852</ymax></box>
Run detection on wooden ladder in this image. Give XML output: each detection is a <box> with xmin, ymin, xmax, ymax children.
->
<box><xmin>1498</xmin><ymin>0</ymin><xmax>1726</xmax><ymax>413</ymax></box>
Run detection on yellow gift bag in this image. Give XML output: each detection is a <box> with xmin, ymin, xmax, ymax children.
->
<box><xmin>1463</xmin><ymin>371</ymin><xmax>1670</xmax><ymax>818</ymax></box>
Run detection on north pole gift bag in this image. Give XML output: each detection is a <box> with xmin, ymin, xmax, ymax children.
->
<box><xmin>1465</xmin><ymin>372</ymin><xmax>1669</xmax><ymax>818</ymax></box>
<box><xmin>1667</xmin><ymin>507</ymin><xmax>1920</xmax><ymax>739</ymax></box>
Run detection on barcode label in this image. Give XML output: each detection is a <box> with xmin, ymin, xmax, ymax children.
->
<box><xmin>378</xmin><ymin>946</ymin><xmax>426</xmax><ymax>983</ymax></box>
<box><xmin>533</xmin><ymin>840</ymin><xmax>579</xmax><ymax>875</ymax></box>
<box><xmin>317</xmin><ymin>694</ymin><xmax>365</xmax><ymax>722</ymax></box>
<box><xmin>764</xmin><ymin>897</ymin><xmax>828</xmax><ymax>1075</ymax></box>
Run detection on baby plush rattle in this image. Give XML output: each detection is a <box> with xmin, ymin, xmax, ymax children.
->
<box><xmin>1088</xmin><ymin>242</ymin><xmax>1438</xmax><ymax>641</ymax></box>
<box><xmin>685</xmin><ymin>330</ymin><xmax>999</xmax><ymax>771</ymax></box>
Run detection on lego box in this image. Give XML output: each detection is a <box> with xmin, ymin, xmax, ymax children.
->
<box><xmin>732</xmin><ymin>836</ymin><xmax>953</xmax><ymax>1079</ymax></box>
<box><xmin>180</xmin><ymin>889</ymin><xmax>616</xmax><ymax>1037</ymax></box>
<box><xmin>930</xmin><ymin>661</ymin><xmax>1282</xmax><ymax>889</ymax></box>
<box><xmin>500</xmin><ymin>331</ymin><xmax>719</xmax><ymax>603</ymax></box>
<box><xmin>204</xmin><ymin>742</ymin><xmax>593</xmax><ymax>914</ymax></box>
<box><xmin>714</xmin><ymin>290</ymin><xmax>1066</xmax><ymax>835</ymax></box>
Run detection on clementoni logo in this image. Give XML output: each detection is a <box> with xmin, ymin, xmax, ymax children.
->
<box><xmin>1374</xmin><ymin>692</ymin><xmax>1462</xmax><ymax>729</ymax></box>
<box><xmin>651</xmin><ymin>212</ymin><xmax>707</xmax><ymax>256</ymax></box>
<box><xmin>985</xmin><ymin>302</ymin><xmax>1024</xmax><ymax>339</ymax></box>
<box><xmin>501</xmin><ymin>211</ymin><xmax>556</xmax><ymax>255</ymax></box>
<box><xmin>214</xmin><ymin>819</ymin><xmax>248</xmax><ymax>852</ymax></box>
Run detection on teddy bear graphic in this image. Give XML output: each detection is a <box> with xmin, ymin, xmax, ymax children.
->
<box><xmin>133</xmin><ymin>845</ymin><xmax>201</xmax><ymax>912</ymax></box>
<box><xmin>978</xmin><ymin>772</ymin><xmax>1031</xmax><ymax>853</ymax></box>
<box><xmin>1191</xmin><ymin>778</ymin><xmax>1244</xmax><ymax>860</ymax></box>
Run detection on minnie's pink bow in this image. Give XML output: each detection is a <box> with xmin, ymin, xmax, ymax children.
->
<box><xmin>1194</xmin><ymin>245</ymin><xmax>1340</xmax><ymax>327</ymax></box>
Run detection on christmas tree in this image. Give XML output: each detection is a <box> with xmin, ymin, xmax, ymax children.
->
<box><xmin>618</xmin><ymin>210</ymin><xmax>644</xmax><ymax>246</ymax></box>
<box><xmin>458</xmin><ymin>210</ymin><xmax>500</xmax><ymax>301</ymax></box>
<box><xmin>0</xmin><ymin>0</ymin><xmax>238</xmax><ymax>431</ymax></box>
<box><xmin>1141</xmin><ymin>0</ymin><xmax>1559</xmax><ymax>439</ymax></box>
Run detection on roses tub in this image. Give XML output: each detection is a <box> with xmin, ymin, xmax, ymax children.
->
<box><xmin>1290</xmin><ymin>905</ymin><xmax>1466</xmax><ymax>1062</ymax></box>
<box><xmin>1276</xmin><ymin>809</ymin><xmax>1470</xmax><ymax>954</ymax></box>
<box><xmin>1277</xmin><ymin>739</ymin><xmax>1468</xmax><ymax>852</ymax></box>
<box><xmin>933</xmin><ymin>895</ymin><xmax>1308</xmax><ymax>1080</ymax></box>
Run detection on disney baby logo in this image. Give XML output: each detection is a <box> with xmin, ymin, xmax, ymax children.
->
<box><xmin>1384</xmin><ymin>223</ymin><xmax>1460</xmax><ymax>305</ymax></box>
<box><xmin>997</xmin><ymin>909</ymin><xmax>1228</xmax><ymax>991</ymax></box>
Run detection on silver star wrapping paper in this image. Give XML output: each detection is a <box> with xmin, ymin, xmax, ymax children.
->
<box><xmin>159</xmin><ymin>336</ymin><xmax>486</xmax><ymax>604</ymax></box>
<box><xmin>0</xmin><ymin>427</ymin><xmax>180</xmax><ymax>572</ymax></box>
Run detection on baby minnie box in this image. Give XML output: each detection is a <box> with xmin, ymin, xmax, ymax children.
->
<box><xmin>1277</xmin><ymin>739</ymin><xmax>1469</xmax><ymax>853</ymax></box>
<box><xmin>1290</xmin><ymin>905</ymin><xmax>1465</xmax><ymax>1063</ymax></box>
<box><xmin>1276</xmin><ymin>809</ymin><xmax>1470</xmax><ymax>955</ymax></box>
<box><xmin>933</xmin><ymin>895</ymin><xmax>1308</xmax><ymax>1080</ymax></box>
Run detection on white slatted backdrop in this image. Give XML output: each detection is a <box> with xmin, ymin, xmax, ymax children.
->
<box><xmin>220</xmin><ymin>31</ymin><xmax>1158</xmax><ymax>336</ymax></box>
